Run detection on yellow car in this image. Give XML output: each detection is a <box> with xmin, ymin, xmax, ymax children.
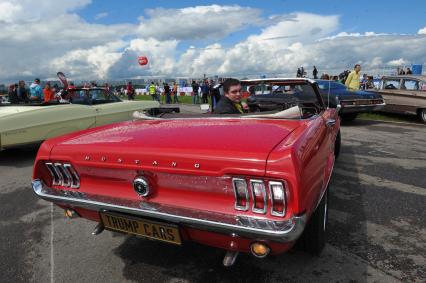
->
<box><xmin>0</xmin><ymin>87</ymin><xmax>159</xmax><ymax>150</ymax></box>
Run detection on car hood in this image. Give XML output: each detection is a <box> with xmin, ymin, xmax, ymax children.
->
<box><xmin>0</xmin><ymin>105</ymin><xmax>42</xmax><ymax>119</ymax></box>
<box><xmin>50</xmin><ymin>118</ymin><xmax>302</xmax><ymax>175</ymax></box>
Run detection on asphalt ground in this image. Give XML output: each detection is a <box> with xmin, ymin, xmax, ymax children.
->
<box><xmin>0</xmin><ymin>110</ymin><xmax>425</xmax><ymax>282</ymax></box>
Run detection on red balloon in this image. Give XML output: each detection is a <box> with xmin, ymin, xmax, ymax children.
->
<box><xmin>138</xmin><ymin>56</ymin><xmax>148</xmax><ymax>66</ymax></box>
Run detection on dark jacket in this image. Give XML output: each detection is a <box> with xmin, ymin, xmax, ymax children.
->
<box><xmin>214</xmin><ymin>96</ymin><xmax>242</xmax><ymax>114</ymax></box>
<box><xmin>8</xmin><ymin>88</ymin><xmax>19</xmax><ymax>104</ymax></box>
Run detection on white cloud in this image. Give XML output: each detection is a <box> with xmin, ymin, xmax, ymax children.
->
<box><xmin>387</xmin><ymin>58</ymin><xmax>407</xmax><ymax>66</ymax></box>
<box><xmin>0</xmin><ymin>2</ymin><xmax>425</xmax><ymax>82</ymax></box>
<box><xmin>94</xmin><ymin>12</ymin><xmax>108</xmax><ymax>20</ymax></box>
<box><xmin>418</xmin><ymin>26</ymin><xmax>426</xmax><ymax>34</ymax></box>
<box><xmin>106</xmin><ymin>38</ymin><xmax>178</xmax><ymax>79</ymax></box>
<box><xmin>0</xmin><ymin>0</ymin><xmax>135</xmax><ymax>80</ymax></box>
<box><xmin>50</xmin><ymin>41</ymin><xmax>126</xmax><ymax>79</ymax></box>
<box><xmin>136</xmin><ymin>5</ymin><xmax>262</xmax><ymax>40</ymax></box>
<box><xmin>0</xmin><ymin>0</ymin><xmax>91</xmax><ymax>23</ymax></box>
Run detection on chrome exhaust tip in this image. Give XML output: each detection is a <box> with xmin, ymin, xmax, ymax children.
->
<box><xmin>223</xmin><ymin>251</ymin><xmax>239</xmax><ymax>267</ymax></box>
<box><xmin>92</xmin><ymin>223</ymin><xmax>105</xmax><ymax>235</ymax></box>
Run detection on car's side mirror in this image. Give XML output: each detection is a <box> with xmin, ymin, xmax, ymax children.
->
<box><xmin>336</xmin><ymin>104</ymin><xmax>342</xmax><ymax>112</ymax></box>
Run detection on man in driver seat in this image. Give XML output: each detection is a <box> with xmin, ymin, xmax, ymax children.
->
<box><xmin>214</xmin><ymin>78</ymin><xmax>244</xmax><ymax>114</ymax></box>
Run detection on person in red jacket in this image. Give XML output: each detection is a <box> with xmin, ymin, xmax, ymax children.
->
<box><xmin>126</xmin><ymin>81</ymin><xmax>135</xmax><ymax>100</ymax></box>
<box><xmin>43</xmin><ymin>82</ymin><xmax>55</xmax><ymax>102</ymax></box>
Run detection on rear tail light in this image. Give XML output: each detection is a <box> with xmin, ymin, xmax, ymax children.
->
<box><xmin>233</xmin><ymin>178</ymin><xmax>287</xmax><ymax>216</ymax></box>
<box><xmin>269</xmin><ymin>181</ymin><xmax>286</xmax><ymax>216</ymax></box>
<box><xmin>250</xmin><ymin>180</ymin><xmax>267</xmax><ymax>214</ymax></box>
<box><xmin>233</xmin><ymin>178</ymin><xmax>249</xmax><ymax>211</ymax></box>
<box><xmin>45</xmin><ymin>162</ymin><xmax>80</xmax><ymax>189</ymax></box>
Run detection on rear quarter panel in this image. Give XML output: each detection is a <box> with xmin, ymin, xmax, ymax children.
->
<box><xmin>266</xmin><ymin>111</ymin><xmax>338</xmax><ymax>218</ymax></box>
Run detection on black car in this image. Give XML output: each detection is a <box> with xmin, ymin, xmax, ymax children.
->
<box><xmin>316</xmin><ymin>80</ymin><xmax>385</xmax><ymax>121</ymax></box>
<box><xmin>245</xmin><ymin>79</ymin><xmax>385</xmax><ymax>121</ymax></box>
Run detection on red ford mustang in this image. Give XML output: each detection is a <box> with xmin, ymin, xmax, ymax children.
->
<box><xmin>32</xmin><ymin>78</ymin><xmax>340</xmax><ymax>266</ymax></box>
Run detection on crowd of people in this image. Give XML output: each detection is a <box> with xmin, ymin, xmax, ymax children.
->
<box><xmin>6</xmin><ymin>78</ymin><xmax>62</xmax><ymax>104</ymax></box>
<box><xmin>4</xmin><ymin>63</ymin><xmax>417</xmax><ymax>107</ymax></box>
<box><xmin>118</xmin><ymin>79</ymin><xmax>224</xmax><ymax>109</ymax></box>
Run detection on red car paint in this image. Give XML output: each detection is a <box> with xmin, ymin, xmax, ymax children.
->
<box><xmin>32</xmin><ymin>79</ymin><xmax>340</xmax><ymax>258</ymax></box>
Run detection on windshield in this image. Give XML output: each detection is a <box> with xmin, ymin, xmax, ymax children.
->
<box><xmin>317</xmin><ymin>81</ymin><xmax>347</xmax><ymax>90</ymax></box>
<box><xmin>242</xmin><ymin>80</ymin><xmax>324</xmax><ymax>119</ymax></box>
<box><xmin>69</xmin><ymin>89</ymin><xmax>121</xmax><ymax>105</ymax></box>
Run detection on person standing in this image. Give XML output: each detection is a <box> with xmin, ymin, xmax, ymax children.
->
<box><xmin>201</xmin><ymin>81</ymin><xmax>209</xmax><ymax>103</ymax></box>
<box><xmin>406</xmin><ymin>67</ymin><xmax>413</xmax><ymax>75</ymax></box>
<box><xmin>43</xmin><ymin>82</ymin><xmax>55</xmax><ymax>102</ymax></box>
<box><xmin>126</xmin><ymin>81</ymin><xmax>135</xmax><ymax>100</ymax></box>
<box><xmin>29</xmin><ymin>78</ymin><xmax>43</xmax><ymax>102</ymax></box>
<box><xmin>148</xmin><ymin>81</ymin><xmax>156</xmax><ymax>101</ymax></box>
<box><xmin>17</xmin><ymin>81</ymin><xmax>29</xmax><ymax>103</ymax></box>
<box><xmin>8</xmin><ymin>84</ymin><xmax>19</xmax><ymax>104</ymax></box>
<box><xmin>164</xmin><ymin>83</ymin><xmax>171</xmax><ymax>104</ymax></box>
<box><xmin>191</xmin><ymin>80</ymin><xmax>199</xmax><ymax>104</ymax></box>
<box><xmin>214</xmin><ymin>78</ymin><xmax>244</xmax><ymax>114</ymax></box>
<box><xmin>155</xmin><ymin>83</ymin><xmax>161</xmax><ymax>103</ymax></box>
<box><xmin>172</xmin><ymin>82</ymin><xmax>179</xmax><ymax>103</ymax></box>
<box><xmin>313</xmin><ymin>66</ymin><xmax>318</xmax><ymax>79</ymax></box>
<box><xmin>345</xmin><ymin>64</ymin><xmax>362</xmax><ymax>90</ymax></box>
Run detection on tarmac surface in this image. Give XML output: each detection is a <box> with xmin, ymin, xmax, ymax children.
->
<box><xmin>0</xmin><ymin>107</ymin><xmax>425</xmax><ymax>282</ymax></box>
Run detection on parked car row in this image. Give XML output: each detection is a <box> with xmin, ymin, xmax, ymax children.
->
<box><xmin>1</xmin><ymin>74</ymin><xmax>422</xmax><ymax>267</ymax></box>
<box><xmin>244</xmin><ymin>76</ymin><xmax>426</xmax><ymax>123</ymax></box>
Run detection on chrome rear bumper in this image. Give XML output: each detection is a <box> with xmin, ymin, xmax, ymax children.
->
<box><xmin>32</xmin><ymin>179</ymin><xmax>307</xmax><ymax>243</ymax></box>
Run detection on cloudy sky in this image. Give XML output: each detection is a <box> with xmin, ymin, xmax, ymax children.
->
<box><xmin>0</xmin><ymin>0</ymin><xmax>425</xmax><ymax>82</ymax></box>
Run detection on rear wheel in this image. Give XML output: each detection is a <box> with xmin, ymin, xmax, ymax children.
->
<box><xmin>340</xmin><ymin>113</ymin><xmax>358</xmax><ymax>122</ymax></box>
<box><xmin>297</xmin><ymin>188</ymin><xmax>328</xmax><ymax>255</ymax></box>
<box><xmin>418</xmin><ymin>109</ymin><xmax>426</xmax><ymax>124</ymax></box>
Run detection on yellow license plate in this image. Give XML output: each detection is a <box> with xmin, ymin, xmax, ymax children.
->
<box><xmin>100</xmin><ymin>212</ymin><xmax>182</xmax><ymax>245</ymax></box>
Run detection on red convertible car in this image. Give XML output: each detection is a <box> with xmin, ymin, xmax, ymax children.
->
<box><xmin>32</xmin><ymin>78</ymin><xmax>340</xmax><ymax>266</ymax></box>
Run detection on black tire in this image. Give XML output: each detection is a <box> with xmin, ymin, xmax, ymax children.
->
<box><xmin>297</xmin><ymin>189</ymin><xmax>328</xmax><ymax>255</ymax></box>
<box><xmin>418</xmin><ymin>109</ymin><xmax>426</xmax><ymax>124</ymax></box>
<box><xmin>340</xmin><ymin>113</ymin><xmax>358</xmax><ymax>122</ymax></box>
<box><xmin>334</xmin><ymin>130</ymin><xmax>341</xmax><ymax>160</ymax></box>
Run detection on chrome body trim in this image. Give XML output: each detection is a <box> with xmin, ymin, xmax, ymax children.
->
<box><xmin>55</xmin><ymin>162</ymin><xmax>71</xmax><ymax>187</ymax></box>
<box><xmin>232</xmin><ymin>178</ymin><xmax>249</xmax><ymax>211</ymax></box>
<box><xmin>45</xmin><ymin>162</ymin><xmax>60</xmax><ymax>185</ymax></box>
<box><xmin>32</xmin><ymin>179</ymin><xmax>307</xmax><ymax>242</ymax></box>
<box><xmin>338</xmin><ymin>102</ymin><xmax>386</xmax><ymax>114</ymax></box>
<box><xmin>45</xmin><ymin>162</ymin><xmax>80</xmax><ymax>189</ymax></box>
<box><xmin>250</xmin><ymin>179</ymin><xmax>267</xmax><ymax>214</ymax></box>
<box><xmin>269</xmin><ymin>181</ymin><xmax>286</xmax><ymax>217</ymax></box>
